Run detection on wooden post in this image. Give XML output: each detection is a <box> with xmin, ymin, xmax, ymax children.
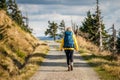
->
<box><xmin>99</xmin><ymin>21</ymin><xmax>103</xmax><ymax>51</ymax></box>
<box><xmin>26</xmin><ymin>11</ymin><xmax>29</xmax><ymax>27</ymax></box>
<box><xmin>112</xmin><ymin>24</ymin><xmax>117</xmax><ymax>53</ymax></box>
<box><xmin>96</xmin><ymin>0</ymin><xmax>103</xmax><ymax>51</ymax></box>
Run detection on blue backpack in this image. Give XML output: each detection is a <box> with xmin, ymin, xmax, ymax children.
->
<box><xmin>63</xmin><ymin>31</ymin><xmax>74</xmax><ymax>48</ymax></box>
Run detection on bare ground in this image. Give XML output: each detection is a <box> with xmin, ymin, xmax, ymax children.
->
<box><xmin>29</xmin><ymin>41</ymin><xmax>100</xmax><ymax>80</ymax></box>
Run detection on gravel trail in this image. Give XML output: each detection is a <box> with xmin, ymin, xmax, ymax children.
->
<box><xmin>30</xmin><ymin>41</ymin><xmax>100</xmax><ymax>80</ymax></box>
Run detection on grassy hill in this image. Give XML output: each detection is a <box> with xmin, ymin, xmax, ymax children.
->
<box><xmin>77</xmin><ymin>36</ymin><xmax>120</xmax><ymax>80</ymax></box>
<box><xmin>0</xmin><ymin>10</ymin><xmax>49</xmax><ymax>80</ymax></box>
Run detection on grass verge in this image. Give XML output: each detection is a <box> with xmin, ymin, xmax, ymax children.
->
<box><xmin>10</xmin><ymin>45</ymin><xmax>49</xmax><ymax>80</ymax></box>
<box><xmin>55</xmin><ymin>40</ymin><xmax>61</xmax><ymax>43</ymax></box>
<box><xmin>79</xmin><ymin>48</ymin><xmax>120</xmax><ymax>80</ymax></box>
<box><xmin>0</xmin><ymin>45</ymin><xmax>49</xmax><ymax>80</ymax></box>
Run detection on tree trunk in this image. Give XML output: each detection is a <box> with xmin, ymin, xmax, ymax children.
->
<box><xmin>54</xmin><ymin>36</ymin><xmax>56</xmax><ymax>41</ymax></box>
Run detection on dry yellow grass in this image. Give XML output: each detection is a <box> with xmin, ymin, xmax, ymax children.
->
<box><xmin>12</xmin><ymin>45</ymin><xmax>49</xmax><ymax>80</ymax></box>
<box><xmin>77</xmin><ymin>36</ymin><xmax>120</xmax><ymax>80</ymax></box>
<box><xmin>0</xmin><ymin>10</ymin><xmax>49</xmax><ymax>80</ymax></box>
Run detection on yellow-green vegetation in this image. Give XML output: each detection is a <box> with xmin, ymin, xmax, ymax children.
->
<box><xmin>14</xmin><ymin>45</ymin><xmax>49</xmax><ymax>80</ymax></box>
<box><xmin>77</xmin><ymin>36</ymin><xmax>120</xmax><ymax>80</ymax></box>
<box><xmin>0</xmin><ymin>10</ymin><xmax>49</xmax><ymax>80</ymax></box>
<box><xmin>55</xmin><ymin>39</ymin><xmax>62</xmax><ymax>43</ymax></box>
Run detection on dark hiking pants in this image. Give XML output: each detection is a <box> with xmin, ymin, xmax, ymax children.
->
<box><xmin>65</xmin><ymin>50</ymin><xmax>74</xmax><ymax>65</ymax></box>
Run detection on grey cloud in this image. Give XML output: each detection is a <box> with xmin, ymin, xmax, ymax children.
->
<box><xmin>16</xmin><ymin>0</ymin><xmax>120</xmax><ymax>36</ymax></box>
<box><xmin>16</xmin><ymin>0</ymin><xmax>95</xmax><ymax>6</ymax></box>
<box><xmin>116</xmin><ymin>18</ymin><xmax>120</xmax><ymax>23</ymax></box>
<box><xmin>19</xmin><ymin>4</ymin><xmax>92</xmax><ymax>16</ymax></box>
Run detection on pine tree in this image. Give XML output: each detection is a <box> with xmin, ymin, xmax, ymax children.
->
<box><xmin>80</xmin><ymin>11</ymin><xmax>95</xmax><ymax>40</ymax></box>
<box><xmin>0</xmin><ymin>0</ymin><xmax>7</xmax><ymax>11</ymax></box>
<box><xmin>45</xmin><ymin>21</ymin><xmax>58</xmax><ymax>41</ymax></box>
<box><xmin>108</xmin><ymin>25</ymin><xmax>117</xmax><ymax>52</ymax></box>
<box><xmin>80</xmin><ymin>0</ymin><xmax>108</xmax><ymax>50</ymax></box>
<box><xmin>116</xmin><ymin>31</ymin><xmax>120</xmax><ymax>53</ymax></box>
<box><xmin>7</xmin><ymin>0</ymin><xmax>23</xmax><ymax>26</ymax></box>
<box><xmin>7</xmin><ymin>0</ymin><xmax>32</xmax><ymax>33</ymax></box>
<box><xmin>59</xmin><ymin>20</ymin><xmax>65</xmax><ymax>38</ymax></box>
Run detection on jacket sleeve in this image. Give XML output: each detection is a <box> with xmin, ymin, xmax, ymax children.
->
<box><xmin>59</xmin><ymin>39</ymin><xmax>64</xmax><ymax>51</ymax></box>
<box><xmin>73</xmin><ymin>35</ymin><xmax>79</xmax><ymax>51</ymax></box>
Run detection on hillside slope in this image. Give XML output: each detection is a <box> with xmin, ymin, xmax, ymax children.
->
<box><xmin>77</xmin><ymin>36</ymin><xmax>120</xmax><ymax>80</ymax></box>
<box><xmin>0</xmin><ymin>10</ymin><xmax>48</xmax><ymax>80</ymax></box>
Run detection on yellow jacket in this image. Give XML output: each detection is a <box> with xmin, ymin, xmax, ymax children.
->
<box><xmin>60</xmin><ymin>34</ymin><xmax>79</xmax><ymax>51</ymax></box>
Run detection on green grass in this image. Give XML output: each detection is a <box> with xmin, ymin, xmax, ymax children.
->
<box><xmin>79</xmin><ymin>49</ymin><xmax>120</xmax><ymax>80</ymax></box>
<box><xmin>79</xmin><ymin>49</ymin><xmax>87</xmax><ymax>53</ymax></box>
<box><xmin>55</xmin><ymin>40</ymin><xmax>61</xmax><ymax>43</ymax></box>
<box><xmin>16</xmin><ymin>49</ymin><xmax>26</xmax><ymax>59</ymax></box>
<box><xmin>95</xmin><ymin>67</ymin><xmax>119</xmax><ymax>80</ymax></box>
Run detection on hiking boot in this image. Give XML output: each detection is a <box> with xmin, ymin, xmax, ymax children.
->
<box><xmin>68</xmin><ymin>65</ymin><xmax>71</xmax><ymax>71</ymax></box>
<box><xmin>71</xmin><ymin>65</ymin><xmax>73</xmax><ymax>71</ymax></box>
<box><xmin>70</xmin><ymin>62</ymin><xmax>73</xmax><ymax>71</ymax></box>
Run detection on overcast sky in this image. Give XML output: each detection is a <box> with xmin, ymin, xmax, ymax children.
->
<box><xmin>16</xmin><ymin>0</ymin><xmax>120</xmax><ymax>37</ymax></box>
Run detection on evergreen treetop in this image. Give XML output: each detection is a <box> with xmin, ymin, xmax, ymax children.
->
<box><xmin>45</xmin><ymin>21</ymin><xmax>58</xmax><ymax>41</ymax></box>
<box><xmin>59</xmin><ymin>20</ymin><xmax>65</xmax><ymax>38</ymax></box>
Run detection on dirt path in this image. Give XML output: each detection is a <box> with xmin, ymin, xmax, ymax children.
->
<box><xmin>30</xmin><ymin>41</ymin><xmax>100</xmax><ymax>80</ymax></box>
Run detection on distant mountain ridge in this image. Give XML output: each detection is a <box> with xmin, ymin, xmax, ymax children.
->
<box><xmin>38</xmin><ymin>36</ymin><xmax>61</xmax><ymax>40</ymax></box>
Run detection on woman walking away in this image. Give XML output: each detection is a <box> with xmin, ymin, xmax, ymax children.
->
<box><xmin>60</xmin><ymin>27</ymin><xmax>78</xmax><ymax>71</ymax></box>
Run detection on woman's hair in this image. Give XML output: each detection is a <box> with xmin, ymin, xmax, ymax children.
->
<box><xmin>65</xmin><ymin>27</ymin><xmax>75</xmax><ymax>35</ymax></box>
<box><xmin>66</xmin><ymin>27</ymin><xmax>72</xmax><ymax>32</ymax></box>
